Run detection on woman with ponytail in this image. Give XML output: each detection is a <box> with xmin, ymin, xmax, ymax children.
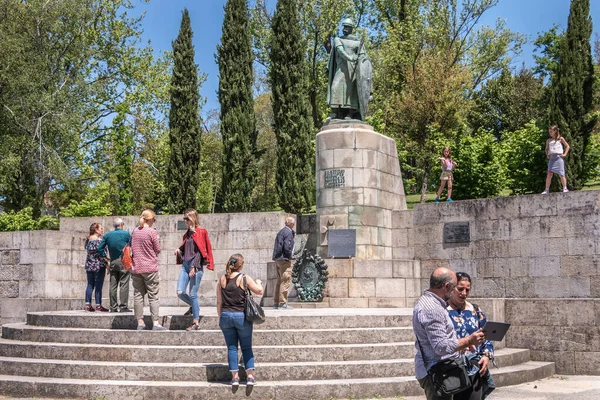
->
<box><xmin>131</xmin><ymin>209</ymin><xmax>166</xmax><ymax>330</ymax></box>
<box><xmin>216</xmin><ymin>254</ymin><xmax>263</xmax><ymax>388</ymax></box>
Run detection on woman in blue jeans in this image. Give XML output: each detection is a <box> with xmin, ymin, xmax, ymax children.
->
<box><xmin>84</xmin><ymin>223</ymin><xmax>108</xmax><ymax>312</ymax></box>
<box><xmin>175</xmin><ymin>209</ymin><xmax>214</xmax><ymax>331</ymax></box>
<box><xmin>216</xmin><ymin>254</ymin><xmax>264</xmax><ymax>387</ymax></box>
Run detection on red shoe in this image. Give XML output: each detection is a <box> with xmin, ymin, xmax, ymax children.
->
<box><xmin>95</xmin><ymin>305</ymin><xmax>109</xmax><ymax>312</ymax></box>
<box><xmin>84</xmin><ymin>305</ymin><xmax>95</xmax><ymax>312</ymax></box>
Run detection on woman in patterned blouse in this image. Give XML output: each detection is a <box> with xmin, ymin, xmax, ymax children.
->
<box><xmin>447</xmin><ymin>272</ymin><xmax>495</xmax><ymax>400</ymax></box>
<box><xmin>84</xmin><ymin>223</ymin><xmax>109</xmax><ymax>312</ymax></box>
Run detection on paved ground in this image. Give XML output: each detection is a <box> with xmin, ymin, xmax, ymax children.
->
<box><xmin>2</xmin><ymin>375</ymin><xmax>599</xmax><ymax>399</ymax></box>
<box><xmin>365</xmin><ymin>375</ymin><xmax>600</xmax><ymax>400</ymax></box>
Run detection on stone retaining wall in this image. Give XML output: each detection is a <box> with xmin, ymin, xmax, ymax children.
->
<box><xmin>0</xmin><ymin>212</ymin><xmax>290</xmax><ymax>324</ymax></box>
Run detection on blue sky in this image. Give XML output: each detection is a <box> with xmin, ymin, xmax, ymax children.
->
<box><xmin>135</xmin><ymin>0</ymin><xmax>599</xmax><ymax>112</ymax></box>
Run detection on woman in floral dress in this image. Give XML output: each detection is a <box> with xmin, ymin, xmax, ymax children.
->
<box><xmin>447</xmin><ymin>272</ymin><xmax>495</xmax><ymax>400</ymax></box>
<box><xmin>84</xmin><ymin>223</ymin><xmax>109</xmax><ymax>312</ymax></box>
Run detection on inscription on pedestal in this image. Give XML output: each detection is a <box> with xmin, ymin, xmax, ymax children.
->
<box><xmin>327</xmin><ymin>229</ymin><xmax>356</xmax><ymax>257</ymax></box>
<box><xmin>324</xmin><ymin>169</ymin><xmax>345</xmax><ymax>188</ymax></box>
<box><xmin>443</xmin><ymin>221</ymin><xmax>470</xmax><ymax>243</ymax></box>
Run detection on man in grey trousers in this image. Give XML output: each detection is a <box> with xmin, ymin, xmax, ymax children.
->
<box><xmin>272</xmin><ymin>216</ymin><xmax>295</xmax><ymax>309</ymax></box>
<box><xmin>98</xmin><ymin>218</ymin><xmax>132</xmax><ymax>312</ymax></box>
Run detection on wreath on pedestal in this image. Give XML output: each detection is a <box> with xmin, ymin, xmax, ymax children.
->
<box><xmin>292</xmin><ymin>249</ymin><xmax>328</xmax><ymax>302</ymax></box>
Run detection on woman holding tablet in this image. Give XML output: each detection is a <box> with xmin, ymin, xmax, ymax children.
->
<box><xmin>447</xmin><ymin>272</ymin><xmax>495</xmax><ymax>400</ymax></box>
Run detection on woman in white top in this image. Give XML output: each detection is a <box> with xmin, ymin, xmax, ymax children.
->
<box><xmin>542</xmin><ymin>125</ymin><xmax>570</xmax><ymax>194</ymax></box>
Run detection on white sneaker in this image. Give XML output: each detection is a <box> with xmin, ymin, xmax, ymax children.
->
<box><xmin>563</xmin><ymin>187</ymin><xmax>569</xmax><ymax>193</ymax></box>
<box><xmin>541</xmin><ymin>189</ymin><xmax>549</xmax><ymax>194</ymax></box>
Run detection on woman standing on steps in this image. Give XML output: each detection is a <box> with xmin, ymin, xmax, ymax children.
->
<box><xmin>84</xmin><ymin>223</ymin><xmax>109</xmax><ymax>312</ymax></box>
<box><xmin>174</xmin><ymin>208</ymin><xmax>214</xmax><ymax>331</ymax></box>
<box><xmin>131</xmin><ymin>209</ymin><xmax>166</xmax><ymax>331</ymax></box>
<box><xmin>216</xmin><ymin>254</ymin><xmax>264</xmax><ymax>388</ymax></box>
<box><xmin>447</xmin><ymin>272</ymin><xmax>496</xmax><ymax>400</ymax></box>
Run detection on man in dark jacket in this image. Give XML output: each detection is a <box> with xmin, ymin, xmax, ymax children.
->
<box><xmin>98</xmin><ymin>218</ymin><xmax>131</xmax><ymax>312</ymax></box>
<box><xmin>272</xmin><ymin>217</ymin><xmax>295</xmax><ymax>309</ymax></box>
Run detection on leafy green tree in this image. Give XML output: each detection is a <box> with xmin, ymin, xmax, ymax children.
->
<box><xmin>252</xmin><ymin>94</ymin><xmax>279</xmax><ymax>212</ymax></box>
<box><xmin>0</xmin><ymin>208</ymin><xmax>58</xmax><ymax>232</ymax></box>
<box><xmin>452</xmin><ymin>129</ymin><xmax>507</xmax><ymax>200</ymax></box>
<box><xmin>0</xmin><ymin>0</ymin><xmax>170</xmax><ymax>217</ymax></box>
<box><xmin>166</xmin><ymin>9</ymin><xmax>203</xmax><ymax>213</ymax></box>
<box><xmin>269</xmin><ymin>0</ymin><xmax>315</xmax><ymax>214</ymax></box>
<box><xmin>548</xmin><ymin>0</ymin><xmax>596</xmax><ymax>190</ymax></box>
<box><xmin>500</xmin><ymin>121</ymin><xmax>547</xmax><ymax>194</ymax></box>
<box><xmin>469</xmin><ymin>67</ymin><xmax>544</xmax><ymax>139</ymax></box>
<box><xmin>217</xmin><ymin>0</ymin><xmax>258</xmax><ymax>212</ymax></box>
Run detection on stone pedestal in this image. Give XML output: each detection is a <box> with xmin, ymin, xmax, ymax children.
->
<box><xmin>316</xmin><ymin>122</ymin><xmax>407</xmax><ymax>259</ymax></box>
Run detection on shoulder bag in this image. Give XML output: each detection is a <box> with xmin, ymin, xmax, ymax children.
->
<box><xmin>243</xmin><ymin>274</ymin><xmax>265</xmax><ymax>324</ymax></box>
<box><xmin>416</xmin><ymin>336</ymin><xmax>472</xmax><ymax>396</ymax></box>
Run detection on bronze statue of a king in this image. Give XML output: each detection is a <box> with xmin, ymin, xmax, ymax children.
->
<box><xmin>326</xmin><ymin>18</ymin><xmax>372</xmax><ymax>121</ymax></box>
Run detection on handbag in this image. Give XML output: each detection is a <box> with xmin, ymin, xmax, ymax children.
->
<box><xmin>243</xmin><ymin>274</ymin><xmax>265</xmax><ymax>324</ymax></box>
<box><xmin>120</xmin><ymin>234</ymin><xmax>133</xmax><ymax>270</ymax></box>
<box><xmin>416</xmin><ymin>337</ymin><xmax>472</xmax><ymax>396</ymax></box>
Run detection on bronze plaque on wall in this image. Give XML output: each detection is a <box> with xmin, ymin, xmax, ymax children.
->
<box><xmin>327</xmin><ymin>229</ymin><xmax>356</xmax><ymax>257</ymax></box>
<box><xmin>443</xmin><ymin>222</ymin><xmax>470</xmax><ymax>243</ymax></box>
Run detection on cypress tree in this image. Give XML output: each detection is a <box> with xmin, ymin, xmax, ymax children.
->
<box><xmin>217</xmin><ymin>0</ymin><xmax>257</xmax><ymax>212</ymax></box>
<box><xmin>548</xmin><ymin>0</ymin><xmax>595</xmax><ymax>190</ymax></box>
<box><xmin>269</xmin><ymin>0</ymin><xmax>314</xmax><ymax>214</ymax></box>
<box><xmin>166</xmin><ymin>9</ymin><xmax>202</xmax><ymax>213</ymax></box>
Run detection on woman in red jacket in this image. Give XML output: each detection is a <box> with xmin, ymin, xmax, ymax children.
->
<box><xmin>174</xmin><ymin>208</ymin><xmax>214</xmax><ymax>330</ymax></box>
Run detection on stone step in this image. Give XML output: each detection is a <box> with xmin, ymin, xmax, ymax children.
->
<box><xmin>25</xmin><ymin>308</ymin><xmax>414</xmax><ymax>330</ymax></box>
<box><xmin>1</xmin><ymin>323</ymin><xmax>415</xmax><ymax>346</ymax></box>
<box><xmin>0</xmin><ymin>357</ymin><xmax>414</xmax><ymax>382</ymax></box>
<box><xmin>0</xmin><ymin>348</ymin><xmax>530</xmax><ymax>383</ymax></box>
<box><xmin>0</xmin><ymin>339</ymin><xmax>415</xmax><ymax>363</ymax></box>
<box><xmin>0</xmin><ymin>361</ymin><xmax>555</xmax><ymax>400</ymax></box>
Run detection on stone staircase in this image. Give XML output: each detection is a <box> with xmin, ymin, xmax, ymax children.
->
<box><xmin>0</xmin><ymin>307</ymin><xmax>554</xmax><ymax>399</ymax></box>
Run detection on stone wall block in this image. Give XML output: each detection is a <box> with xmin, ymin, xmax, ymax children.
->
<box><xmin>348</xmin><ymin>278</ymin><xmax>375</xmax><ymax>298</ymax></box>
<box><xmin>506</xmin><ymin>326</ymin><xmax>559</xmax><ymax>351</ymax></box>
<box><xmin>316</xmin><ymin>128</ymin><xmax>356</xmax><ymax>151</ymax></box>
<box><xmin>393</xmin><ymin>247</ymin><xmax>415</xmax><ymax>260</ymax></box>
<box><xmin>568</xmin><ymin>237</ymin><xmax>596</xmax><ymax>255</ymax></box>
<box><xmin>472</xmin><ymin>220</ymin><xmax>510</xmax><ymax>241</ymax></box>
<box><xmin>412</xmin><ymin>224</ymin><xmax>442</xmax><ymax>246</ymax></box>
<box><xmin>0</xmin><ymin>266</ymin><xmax>15</xmax><ymax>280</ymax></box>
<box><xmin>229</xmin><ymin>212</ymin><xmax>289</xmax><ymax>233</ymax></box>
<box><xmin>332</xmin><ymin>188</ymin><xmax>364</xmax><ymax>206</ymax></box>
<box><xmin>509</xmin><ymin>217</ymin><xmax>541</xmax><ymax>240</ymax></box>
<box><xmin>560</xmin><ymin>328</ymin><xmax>590</xmax><ymax>352</ymax></box>
<box><xmin>504</xmin><ymin>277</ymin><xmax>535</xmax><ymax>298</ymax></box>
<box><xmin>471</xmin><ymin>277</ymin><xmax>505</xmax><ymax>297</ymax></box>
<box><xmin>560</xmin><ymin>255</ymin><xmax>598</xmax><ymax>276</ymax></box>
<box><xmin>528</xmin><ymin>256</ymin><xmax>560</xmax><ymax>277</ymax></box>
<box><xmin>392</xmin><ymin>210</ymin><xmax>414</xmax><ymax>229</ymax></box>
<box><xmin>19</xmin><ymin>249</ymin><xmax>47</xmax><ymax>265</ymax></box>
<box><xmin>362</xmin><ymin>188</ymin><xmax>379</xmax><ymax>207</ymax></box>
<box><xmin>494</xmin><ymin>257</ymin><xmax>527</xmax><ymax>277</ymax></box>
<box><xmin>505</xmin><ymin>300</ymin><xmax>548</xmax><ymax>325</ymax></box>
<box><xmin>353</xmin><ymin>168</ymin><xmax>379</xmax><ymax>189</ymax></box>
<box><xmin>555</xmin><ymin>191</ymin><xmax>600</xmax><ymax>216</ymax></box>
<box><xmin>13</xmin><ymin>232</ymin><xmax>29</xmax><ymax>249</ymax></box>
<box><xmin>0</xmin><ymin>233</ymin><xmax>14</xmax><ymax>250</ymax></box>
<box><xmin>393</xmin><ymin>260</ymin><xmax>416</xmax><ymax>278</ymax></box>
<box><xmin>530</xmin><ymin>350</ymin><xmax>574</xmax><ymax>374</ymax></box>
<box><xmin>420</xmin><ymin>259</ymin><xmax>450</xmax><ymax>278</ymax></box>
<box><xmin>1</xmin><ymin>250</ymin><xmax>19</xmax><ymax>266</ymax></box>
<box><xmin>326</xmin><ymin>278</ymin><xmax>349</xmax><ymax>297</ymax></box>
<box><xmin>392</xmin><ymin>229</ymin><xmax>409</xmax><ymax>248</ymax></box>
<box><xmin>412</xmin><ymin>205</ymin><xmax>443</xmax><ymax>225</ymax></box>
<box><xmin>362</xmin><ymin>149</ymin><xmax>378</xmax><ymax>169</ymax></box>
<box><xmin>575</xmin><ymin>352</ymin><xmax>600</xmax><ymax>374</ymax></box>
<box><xmin>353</xmin><ymin>260</ymin><xmax>393</xmax><ymax>278</ymax></box>
<box><xmin>348</xmin><ymin>206</ymin><xmax>379</xmax><ymax>227</ymax></box>
<box><xmin>328</xmin><ymin>297</ymin><xmax>369</xmax><ymax>308</ymax></box>
<box><xmin>475</xmin><ymin>259</ymin><xmax>495</xmax><ymax>278</ymax></box>
<box><xmin>317</xmin><ymin>149</ymin><xmax>334</xmax><ymax>169</ymax></box>
<box><xmin>449</xmin><ymin>259</ymin><xmax>477</xmax><ymax>277</ymax></box>
<box><xmin>0</xmin><ymin>281</ymin><xmax>19</xmax><ymax>298</ymax></box>
<box><xmin>325</xmin><ymin>259</ymin><xmax>353</xmax><ymax>278</ymax></box>
<box><xmin>333</xmin><ymin>148</ymin><xmax>361</xmax><ymax>169</ymax></box>
<box><xmin>405</xmin><ymin>278</ymin><xmax>422</xmax><ymax>298</ymax></box>
<box><xmin>354</xmin><ymin>130</ymin><xmax>383</xmax><ymax>152</ymax></box>
<box><xmin>375</xmin><ymin>278</ymin><xmax>405</xmax><ymax>298</ymax></box>
<box><xmin>547</xmin><ymin>300</ymin><xmax>596</xmax><ymax>326</ymax></box>
<box><xmin>368</xmin><ymin>297</ymin><xmax>406</xmax><ymax>307</ymax></box>
<box><xmin>569</xmin><ymin>276</ymin><xmax>591</xmax><ymax>297</ymax></box>
<box><xmin>377</xmin><ymin>228</ymin><xmax>392</xmax><ymax>247</ymax></box>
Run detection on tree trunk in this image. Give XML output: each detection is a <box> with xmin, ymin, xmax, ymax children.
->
<box><xmin>420</xmin><ymin>169</ymin><xmax>429</xmax><ymax>204</ymax></box>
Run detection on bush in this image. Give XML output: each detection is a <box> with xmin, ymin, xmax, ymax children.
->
<box><xmin>452</xmin><ymin>129</ymin><xmax>507</xmax><ymax>200</ymax></box>
<box><xmin>61</xmin><ymin>197</ymin><xmax>113</xmax><ymax>218</ymax></box>
<box><xmin>500</xmin><ymin>121</ymin><xmax>547</xmax><ymax>194</ymax></box>
<box><xmin>0</xmin><ymin>207</ymin><xmax>58</xmax><ymax>232</ymax></box>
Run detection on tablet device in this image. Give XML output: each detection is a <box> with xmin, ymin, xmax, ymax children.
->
<box><xmin>481</xmin><ymin>321</ymin><xmax>511</xmax><ymax>341</ymax></box>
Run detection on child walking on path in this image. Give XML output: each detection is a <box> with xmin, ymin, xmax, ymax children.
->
<box><xmin>542</xmin><ymin>125</ymin><xmax>570</xmax><ymax>194</ymax></box>
<box><xmin>435</xmin><ymin>147</ymin><xmax>457</xmax><ymax>203</ymax></box>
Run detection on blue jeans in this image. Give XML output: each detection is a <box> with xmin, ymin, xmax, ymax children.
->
<box><xmin>85</xmin><ymin>268</ymin><xmax>106</xmax><ymax>305</ymax></box>
<box><xmin>219</xmin><ymin>311</ymin><xmax>254</xmax><ymax>372</ymax></box>
<box><xmin>177</xmin><ymin>261</ymin><xmax>203</xmax><ymax>320</ymax></box>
